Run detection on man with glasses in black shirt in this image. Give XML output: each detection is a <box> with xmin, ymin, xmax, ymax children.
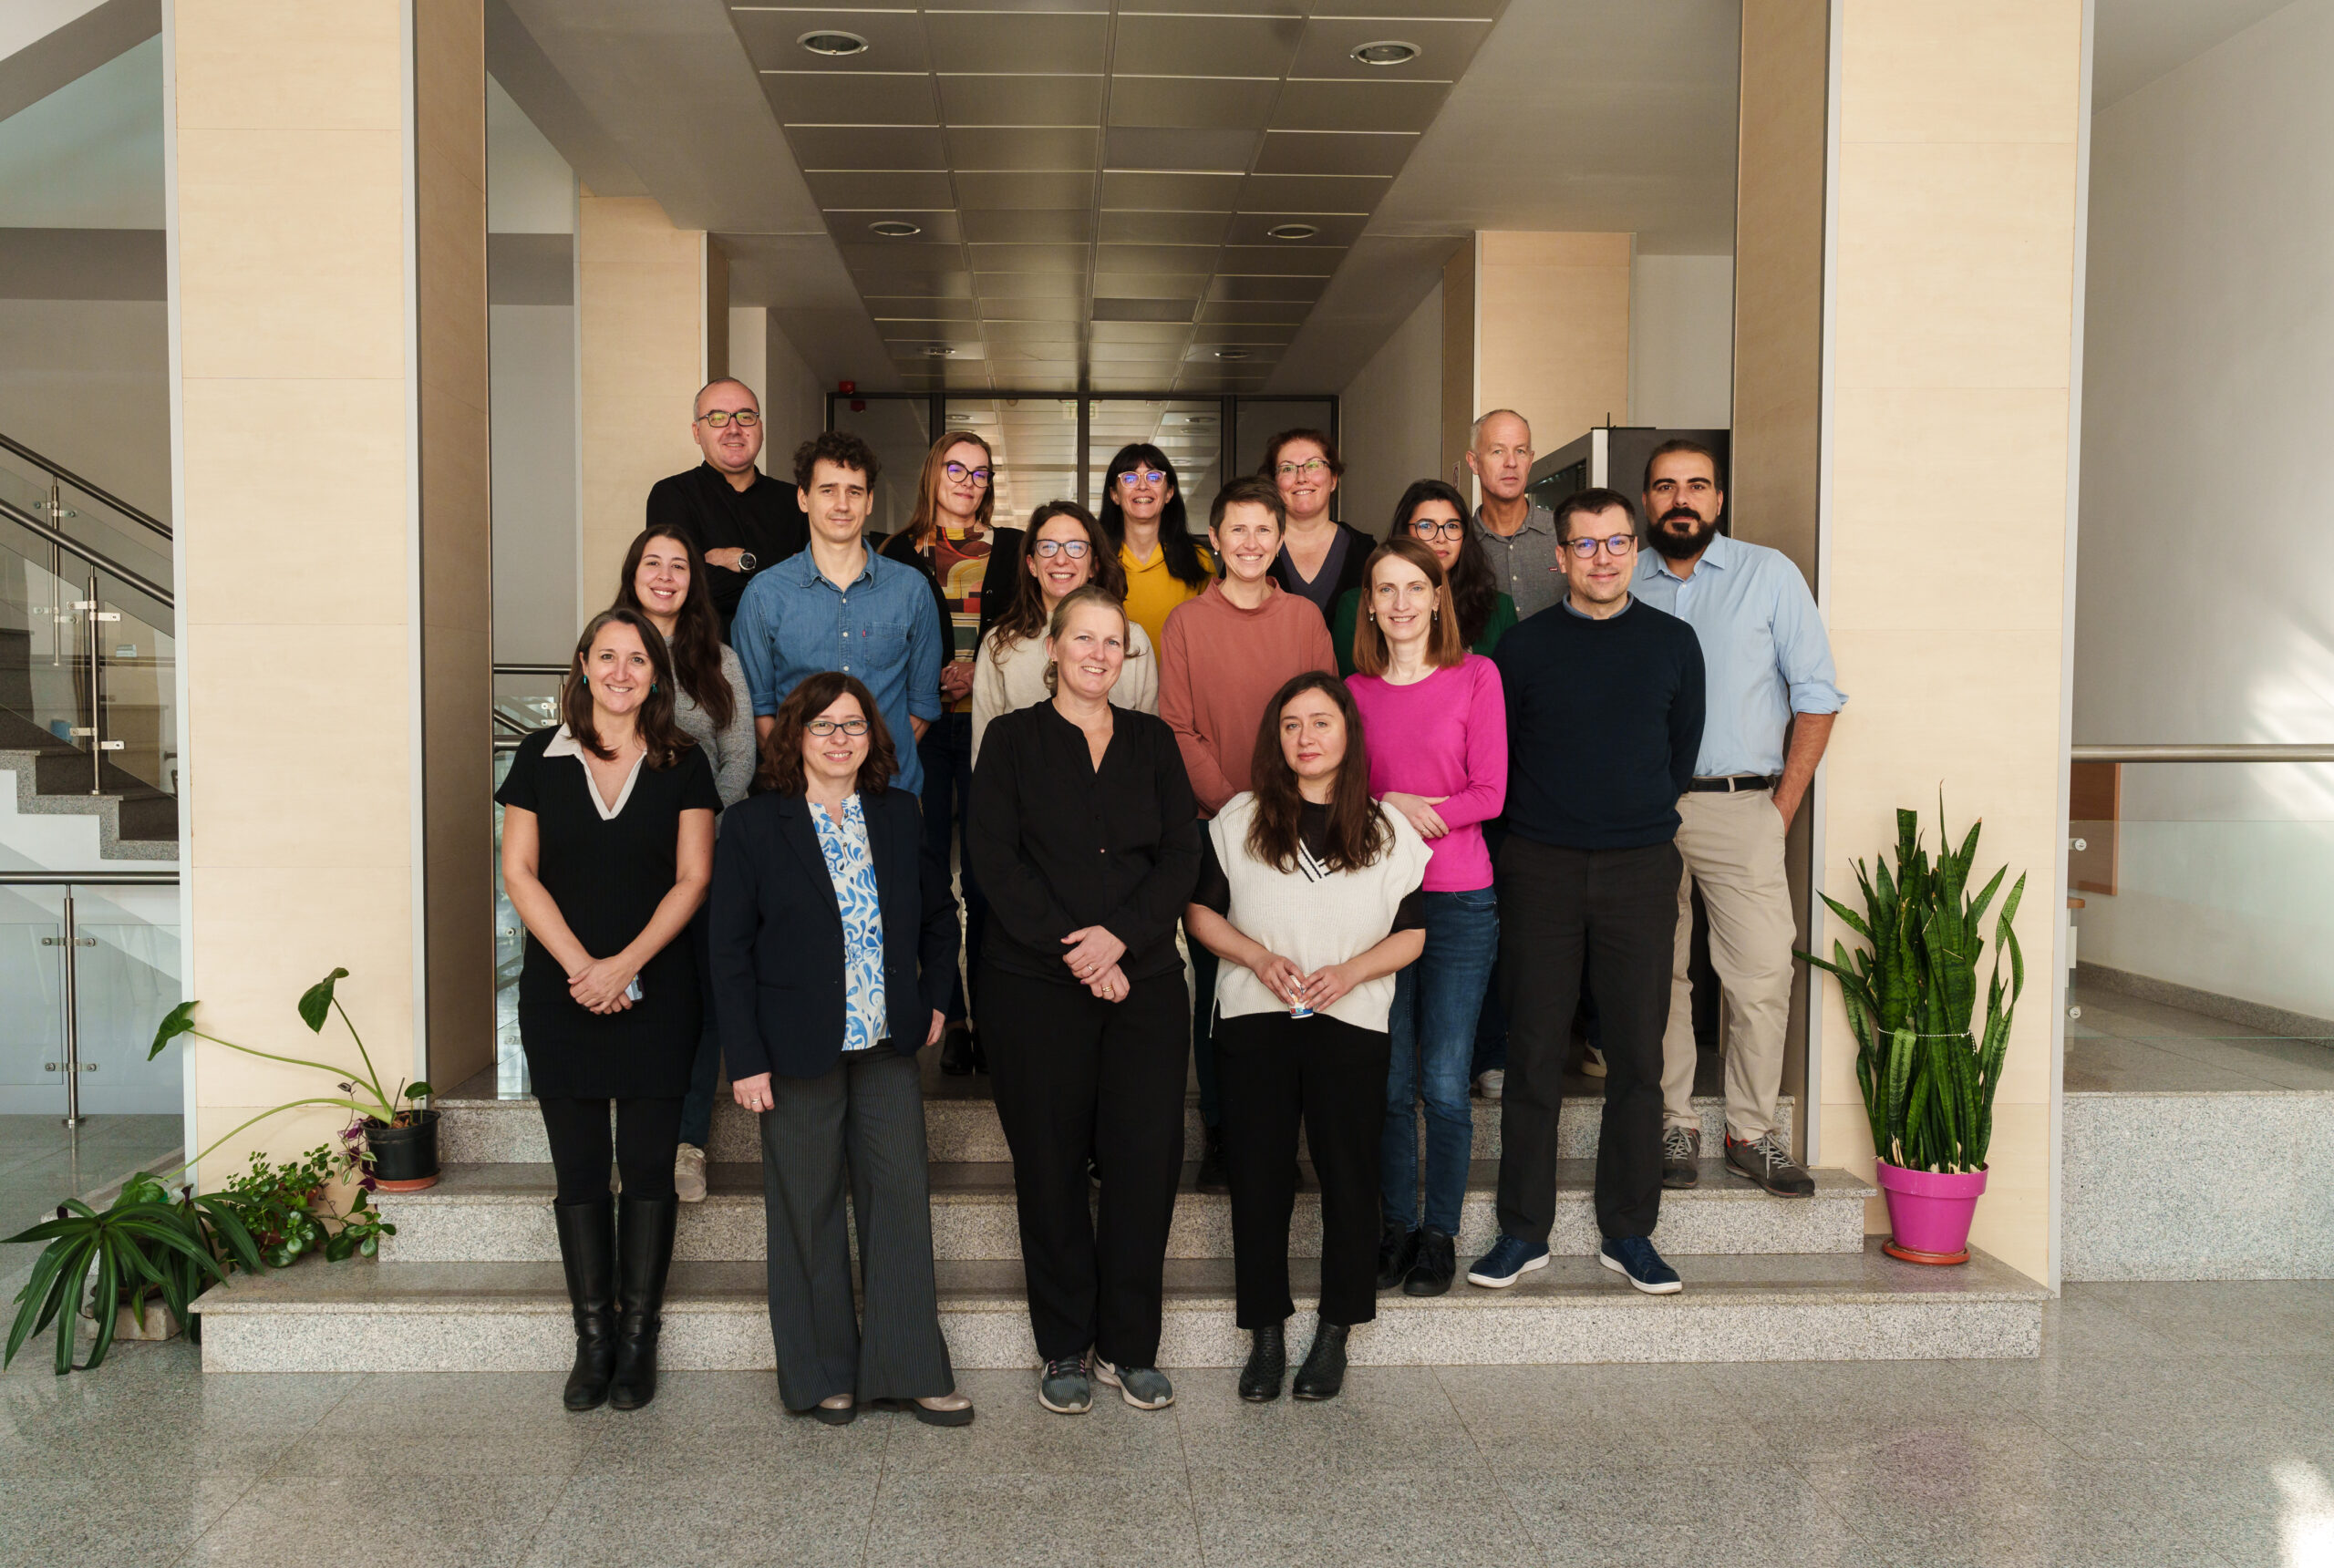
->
<box><xmin>645</xmin><ymin>378</ymin><xmax>810</xmax><ymax>636</ymax></box>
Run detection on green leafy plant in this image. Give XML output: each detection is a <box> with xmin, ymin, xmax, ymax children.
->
<box><xmin>150</xmin><ymin>966</ymin><xmax>434</xmax><ymax>1172</ymax></box>
<box><xmin>3</xmin><ymin>1178</ymin><xmax>263</xmax><ymax>1374</ymax></box>
<box><xmin>223</xmin><ymin>1144</ymin><xmax>397</xmax><ymax>1266</ymax></box>
<box><xmin>1800</xmin><ymin>800</ymin><xmax>2027</xmax><ymax>1174</ymax></box>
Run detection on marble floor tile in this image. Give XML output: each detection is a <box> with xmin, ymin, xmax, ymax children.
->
<box><xmin>1191</xmin><ymin>1465</ymin><xmax>1535</xmax><ymax>1568</ymax></box>
<box><xmin>863</xmin><ymin>1470</ymin><xmax>1203</xmax><ymax>1568</ymax></box>
<box><xmin>178</xmin><ymin>1474</ymin><xmax>565</xmax><ymax>1568</ymax></box>
<box><xmin>879</xmin><ymin>1367</ymin><xmax>1186</xmax><ymax>1477</ymax></box>
<box><xmin>266</xmin><ymin>1370</ymin><xmax>598</xmax><ymax>1477</ymax></box>
<box><xmin>2040</xmin><ymin>1287</ymin><xmax>2192</xmax><ymax>1365</ymax></box>
<box><xmin>0</xmin><ymin>1346</ymin><xmax>354</xmax><ymax>1480</ymax></box>
<box><xmin>2020</xmin><ymin>1356</ymin><xmax>2334</xmax><ymax>1463</ymax></box>
<box><xmin>2081</xmin><ymin>1280</ymin><xmax>2334</xmax><ymax>1357</ymax></box>
<box><xmin>1436</xmin><ymin>1361</ymin><xmax>1740</xmax><ymax>1466</ymax></box>
<box><xmin>519</xmin><ymin>1471</ymin><xmax>880</xmax><ymax>1568</ymax></box>
<box><xmin>565</xmin><ymin>1372</ymin><xmax>892</xmax><ymax>1481</ymax></box>
<box><xmin>2061</xmin><ymin>1035</ymin><xmax>2278</xmax><ymax>1092</ymax></box>
<box><xmin>2144</xmin><ymin>1036</ymin><xmax>2334</xmax><ymax>1089</ymax></box>
<box><xmin>1499</xmin><ymin>1457</ymin><xmax>1871</xmax><ymax>1568</ymax></box>
<box><xmin>2076</xmin><ymin>996</ymin><xmax>2272</xmax><ymax>1043</ymax></box>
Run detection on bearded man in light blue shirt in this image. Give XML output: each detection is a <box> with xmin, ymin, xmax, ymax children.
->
<box><xmin>1631</xmin><ymin>439</ymin><xmax>1844</xmax><ymax>1200</ymax></box>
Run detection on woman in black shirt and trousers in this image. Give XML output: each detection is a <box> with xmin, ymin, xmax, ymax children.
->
<box><xmin>496</xmin><ymin>608</ymin><xmax>719</xmax><ymax>1413</ymax></box>
<box><xmin>969</xmin><ymin>584</ymin><xmax>1201</xmax><ymax>1418</ymax></box>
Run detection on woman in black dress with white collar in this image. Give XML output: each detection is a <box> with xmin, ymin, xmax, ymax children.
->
<box><xmin>497</xmin><ymin>607</ymin><xmax>718</xmax><ymax>1413</ymax></box>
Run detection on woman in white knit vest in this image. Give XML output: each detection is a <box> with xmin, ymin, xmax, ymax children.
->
<box><xmin>1183</xmin><ymin>672</ymin><xmax>1430</xmax><ymax>1403</ymax></box>
<box><xmin>969</xmin><ymin>500</ymin><xmax>1158</xmax><ymax>767</ymax></box>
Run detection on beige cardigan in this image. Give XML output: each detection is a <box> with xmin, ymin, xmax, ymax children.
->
<box><xmin>969</xmin><ymin>620</ymin><xmax>1160</xmax><ymax>766</ymax></box>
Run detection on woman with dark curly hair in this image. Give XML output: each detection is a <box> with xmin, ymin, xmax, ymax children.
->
<box><xmin>707</xmin><ymin>671</ymin><xmax>969</xmax><ymax>1428</ymax></box>
<box><xmin>497</xmin><ymin>607</ymin><xmax>719</xmax><ymax>1413</ymax></box>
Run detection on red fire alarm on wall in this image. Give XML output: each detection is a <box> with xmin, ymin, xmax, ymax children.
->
<box><xmin>840</xmin><ymin>379</ymin><xmax>863</xmax><ymax>413</ymax></box>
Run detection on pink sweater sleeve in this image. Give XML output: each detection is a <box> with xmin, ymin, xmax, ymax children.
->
<box><xmin>1435</xmin><ymin>658</ymin><xmax>1508</xmax><ymax>830</ymax></box>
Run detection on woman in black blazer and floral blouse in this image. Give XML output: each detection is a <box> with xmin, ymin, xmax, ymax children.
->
<box><xmin>707</xmin><ymin>671</ymin><xmax>970</xmax><ymax>1427</ymax></box>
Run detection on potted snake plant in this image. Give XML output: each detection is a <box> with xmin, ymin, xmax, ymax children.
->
<box><xmin>1802</xmin><ymin>803</ymin><xmax>2026</xmax><ymax>1264</ymax></box>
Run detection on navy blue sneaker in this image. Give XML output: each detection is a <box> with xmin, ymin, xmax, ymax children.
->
<box><xmin>1465</xmin><ymin>1234</ymin><xmax>1551</xmax><ymax>1288</ymax></box>
<box><xmin>1599</xmin><ymin>1235</ymin><xmax>1683</xmax><ymax>1295</ymax></box>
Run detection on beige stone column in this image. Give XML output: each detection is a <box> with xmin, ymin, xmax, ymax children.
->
<box><xmin>1816</xmin><ymin>0</ymin><xmax>2085</xmax><ymax>1284</ymax></box>
<box><xmin>172</xmin><ymin>0</ymin><xmax>491</xmax><ymax>1180</ymax></box>
<box><xmin>577</xmin><ymin>197</ymin><xmax>717</xmax><ymax>605</ymax></box>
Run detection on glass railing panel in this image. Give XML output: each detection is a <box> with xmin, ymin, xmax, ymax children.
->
<box><xmin>490</xmin><ymin>746</ymin><xmax>528</xmax><ymax>1090</ymax></box>
<box><xmin>0</xmin><ymin>436</ymin><xmax>173</xmax><ymax>605</ymax></box>
<box><xmin>98</xmin><ymin>589</ymin><xmax>178</xmax><ymax>796</ymax></box>
<box><xmin>66</xmin><ymin>882</ymin><xmax>183</xmax><ymax>1115</ymax></box>
<box><xmin>0</xmin><ymin>540</ymin><xmax>95</xmax><ymax>752</ymax></box>
<box><xmin>2066</xmin><ymin>755</ymin><xmax>2334</xmax><ymax>1088</ymax></box>
<box><xmin>0</xmin><ymin>885</ymin><xmax>67</xmax><ymax>1116</ymax></box>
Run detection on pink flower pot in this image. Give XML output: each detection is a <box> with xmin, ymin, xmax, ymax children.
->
<box><xmin>1873</xmin><ymin>1160</ymin><xmax>1987</xmax><ymax>1265</ymax></box>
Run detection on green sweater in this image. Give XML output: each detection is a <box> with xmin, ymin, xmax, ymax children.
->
<box><xmin>1328</xmin><ymin>587</ymin><xmax>1519</xmax><ymax>676</ymax></box>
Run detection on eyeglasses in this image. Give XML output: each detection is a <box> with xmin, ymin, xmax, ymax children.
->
<box><xmin>805</xmin><ymin>717</ymin><xmax>870</xmax><ymax>737</ymax></box>
<box><xmin>1117</xmin><ymin>469</ymin><xmax>1167</xmax><ymax>488</ymax></box>
<box><xmin>1565</xmin><ymin>533</ymin><xmax>1639</xmax><ymax>559</ymax></box>
<box><xmin>696</xmin><ymin>409</ymin><xmax>759</xmax><ymax>428</ymax></box>
<box><xmin>1031</xmin><ymin>539</ymin><xmax>1090</xmax><ymax>559</ymax></box>
<box><xmin>1275</xmin><ymin>459</ymin><xmax>1330</xmax><ymax>480</ymax></box>
<box><xmin>1409</xmin><ymin>518</ymin><xmax>1466</xmax><ymax>542</ymax></box>
<box><xmin>943</xmin><ymin>460</ymin><xmax>991</xmax><ymax>487</ymax></box>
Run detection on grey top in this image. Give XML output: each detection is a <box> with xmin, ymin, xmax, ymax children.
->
<box><xmin>674</xmin><ymin>643</ymin><xmax>756</xmax><ymax>808</ymax></box>
<box><xmin>1473</xmin><ymin>500</ymin><xmax>1563</xmax><ymax>619</ymax></box>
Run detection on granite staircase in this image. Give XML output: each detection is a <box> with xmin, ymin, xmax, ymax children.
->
<box><xmin>201</xmin><ymin>1057</ymin><xmax>2046</xmax><ymax>1371</ymax></box>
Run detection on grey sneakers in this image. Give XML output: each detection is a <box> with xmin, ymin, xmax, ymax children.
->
<box><xmin>1093</xmin><ymin>1357</ymin><xmax>1175</xmax><ymax>1409</ymax></box>
<box><xmin>1473</xmin><ymin>1068</ymin><xmax>1505</xmax><ymax>1099</ymax></box>
<box><xmin>1725</xmin><ymin>1131</ymin><xmax>1816</xmax><ymax>1198</ymax></box>
<box><xmin>1038</xmin><ymin>1353</ymin><xmax>1092</xmax><ymax>1414</ymax></box>
<box><xmin>674</xmin><ymin>1144</ymin><xmax>707</xmax><ymax>1204</ymax></box>
<box><xmin>1661</xmin><ymin>1125</ymin><xmax>1700</xmax><ymax>1190</ymax></box>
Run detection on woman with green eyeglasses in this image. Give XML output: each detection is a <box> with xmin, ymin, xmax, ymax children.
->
<box><xmin>972</xmin><ymin>500</ymin><xmax>1158</xmax><ymax>766</ymax></box>
<box><xmin>1330</xmin><ymin>479</ymin><xmax>1519</xmax><ymax>676</ymax></box>
<box><xmin>1261</xmin><ymin>429</ymin><xmax>1375</xmax><ymax>624</ymax></box>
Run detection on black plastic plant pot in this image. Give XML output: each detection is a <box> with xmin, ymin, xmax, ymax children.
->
<box><xmin>366</xmin><ymin>1110</ymin><xmax>440</xmax><ymax>1191</ymax></box>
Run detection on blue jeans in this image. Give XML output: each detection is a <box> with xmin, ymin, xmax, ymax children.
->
<box><xmin>1381</xmin><ymin>887</ymin><xmax>1500</xmax><ymax>1237</ymax></box>
<box><xmin>917</xmin><ymin>712</ymin><xmax>986</xmax><ymax>1024</ymax></box>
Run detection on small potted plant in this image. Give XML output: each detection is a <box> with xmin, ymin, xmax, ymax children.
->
<box><xmin>151</xmin><ymin>965</ymin><xmax>439</xmax><ymax>1191</ymax></box>
<box><xmin>1802</xmin><ymin>802</ymin><xmax>2026</xmax><ymax>1264</ymax></box>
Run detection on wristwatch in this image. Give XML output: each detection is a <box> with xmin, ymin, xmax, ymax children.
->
<box><xmin>736</xmin><ymin>552</ymin><xmax>757</xmax><ymax>573</ymax></box>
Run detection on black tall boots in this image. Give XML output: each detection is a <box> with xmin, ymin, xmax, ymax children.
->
<box><xmin>554</xmin><ymin>1199</ymin><xmax>618</xmax><ymax>1411</ymax></box>
<box><xmin>610</xmin><ymin>1195</ymin><xmax>678</xmax><ymax>1410</ymax></box>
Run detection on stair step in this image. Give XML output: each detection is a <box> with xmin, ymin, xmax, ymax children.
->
<box><xmin>434</xmin><ymin>1069</ymin><xmax>1792</xmax><ymax>1168</ymax></box>
<box><xmin>374</xmin><ymin>1158</ymin><xmax>1873</xmax><ymax>1264</ymax></box>
<box><xmin>194</xmin><ymin>1239</ymin><xmax>2045</xmax><ymax>1372</ymax></box>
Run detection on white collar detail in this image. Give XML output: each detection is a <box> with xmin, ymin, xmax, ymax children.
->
<box><xmin>544</xmin><ymin>725</ymin><xmax>646</xmax><ymax>820</ymax></box>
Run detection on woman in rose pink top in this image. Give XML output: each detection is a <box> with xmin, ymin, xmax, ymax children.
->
<box><xmin>1345</xmin><ymin>536</ymin><xmax>1506</xmax><ymax>1297</ymax></box>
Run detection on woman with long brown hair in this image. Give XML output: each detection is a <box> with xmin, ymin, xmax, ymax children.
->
<box><xmin>1183</xmin><ymin>671</ymin><xmax>1429</xmax><ymax>1403</ymax></box>
<box><xmin>878</xmin><ymin>430</ymin><xmax>1012</xmax><ymax>1075</ymax></box>
<box><xmin>496</xmin><ymin>607</ymin><xmax>719</xmax><ymax>1413</ymax></box>
<box><xmin>708</xmin><ymin>672</ymin><xmax>971</xmax><ymax>1427</ymax></box>
<box><xmin>612</xmin><ymin>526</ymin><xmax>755</xmax><ymax>1203</ymax></box>
<box><xmin>969</xmin><ymin>500</ymin><xmax>1157</xmax><ymax>766</ymax></box>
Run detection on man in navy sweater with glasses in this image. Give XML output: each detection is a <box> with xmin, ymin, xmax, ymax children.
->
<box><xmin>1470</xmin><ymin>488</ymin><xmax>1705</xmax><ymax>1296</ymax></box>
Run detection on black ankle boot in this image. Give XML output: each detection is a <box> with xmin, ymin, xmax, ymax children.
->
<box><xmin>1238</xmin><ymin>1323</ymin><xmax>1286</xmax><ymax>1402</ymax></box>
<box><xmin>1293</xmin><ymin>1319</ymin><xmax>1349</xmax><ymax>1401</ymax></box>
<box><xmin>1377</xmin><ymin>1221</ymin><xmax>1419</xmax><ymax>1291</ymax></box>
<box><xmin>554</xmin><ymin>1199</ymin><xmax>617</xmax><ymax>1411</ymax></box>
<box><xmin>610</xmin><ymin>1195</ymin><xmax>678</xmax><ymax>1410</ymax></box>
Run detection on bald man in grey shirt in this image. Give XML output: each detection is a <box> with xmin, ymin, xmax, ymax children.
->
<box><xmin>1467</xmin><ymin>409</ymin><xmax>1564</xmax><ymax>618</ymax></box>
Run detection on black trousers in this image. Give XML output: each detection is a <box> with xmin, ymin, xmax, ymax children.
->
<box><xmin>1216</xmin><ymin>1011</ymin><xmax>1389</xmax><ymax>1331</ymax></box>
<box><xmin>1494</xmin><ymin>836</ymin><xmax>1680</xmax><ymax>1243</ymax></box>
<box><xmin>538</xmin><ymin>1095</ymin><xmax>683</xmax><ymax>1204</ymax></box>
<box><xmin>980</xmin><ymin>964</ymin><xmax>1188</xmax><ymax>1367</ymax></box>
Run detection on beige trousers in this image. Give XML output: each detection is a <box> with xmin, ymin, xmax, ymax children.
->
<box><xmin>1658</xmin><ymin>789</ymin><xmax>1795</xmax><ymax>1142</ymax></box>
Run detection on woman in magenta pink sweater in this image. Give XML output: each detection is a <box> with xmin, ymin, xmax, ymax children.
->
<box><xmin>1345</xmin><ymin>536</ymin><xmax>1506</xmax><ymax>1296</ymax></box>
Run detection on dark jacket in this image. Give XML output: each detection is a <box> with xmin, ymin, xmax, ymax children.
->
<box><xmin>1268</xmin><ymin>520</ymin><xmax>1377</xmax><ymax>622</ymax></box>
<box><xmin>645</xmin><ymin>463</ymin><xmax>808</xmax><ymax>632</ymax></box>
<box><xmin>708</xmin><ymin>785</ymin><xmax>957</xmax><ymax>1078</ymax></box>
<box><xmin>877</xmin><ymin>525</ymin><xmax>1022</xmax><ymax>663</ymax></box>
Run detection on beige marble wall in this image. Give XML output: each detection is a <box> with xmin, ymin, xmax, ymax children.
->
<box><xmin>1815</xmin><ymin>0</ymin><xmax>2085</xmax><ymax>1284</ymax></box>
<box><xmin>578</xmin><ymin>196</ymin><xmax>708</xmax><ymax>606</ymax></box>
<box><xmin>173</xmin><ymin>1</ymin><xmax>489</xmax><ymax>1181</ymax></box>
<box><xmin>1472</xmin><ymin>232</ymin><xmax>1632</xmax><ymax>463</ymax></box>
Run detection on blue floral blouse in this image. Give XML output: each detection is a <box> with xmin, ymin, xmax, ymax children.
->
<box><xmin>809</xmin><ymin>794</ymin><xmax>888</xmax><ymax>1052</ymax></box>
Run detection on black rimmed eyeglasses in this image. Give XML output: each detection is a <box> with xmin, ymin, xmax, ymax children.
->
<box><xmin>696</xmin><ymin>409</ymin><xmax>759</xmax><ymax>428</ymax></box>
<box><xmin>944</xmin><ymin>461</ymin><xmax>991</xmax><ymax>487</ymax></box>
<box><xmin>805</xmin><ymin>717</ymin><xmax>870</xmax><ymax>737</ymax></box>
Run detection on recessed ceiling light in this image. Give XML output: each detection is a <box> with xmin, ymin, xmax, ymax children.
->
<box><xmin>1213</xmin><ymin>348</ymin><xmax>1250</xmax><ymax>361</ymax></box>
<box><xmin>1265</xmin><ymin>222</ymin><xmax>1320</xmax><ymax>242</ymax></box>
<box><xmin>799</xmin><ymin>29</ymin><xmax>869</xmax><ymax>57</ymax></box>
<box><xmin>868</xmin><ymin>219</ymin><xmax>923</xmax><ymax>238</ymax></box>
<box><xmin>1350</xmin><ymin>39</ymin><xmax>1420</xmax><ymax>67</ymax></box>
<box><xmin>924</xmin><ymin>346</ymin><xmax>954</xmax><ymax>358</ymax></box>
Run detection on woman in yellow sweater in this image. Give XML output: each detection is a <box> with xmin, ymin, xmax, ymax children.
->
<box><xmin>1099</xmin><ymin>442</ymin><xmax>1215</xmax><ymax>650</ymax></box>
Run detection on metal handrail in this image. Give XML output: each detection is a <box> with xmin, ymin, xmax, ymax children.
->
<box><xmin>494</xmin><ymin>663</ymin><xmax>567</xmax><ymax>676</ymax></box>
<box><xmin>0</xmin><ymin>871</ymin><xmax>179</xmax><ymax>885</ymax></box>
<box><xmin>0</xmin><ymin>430</ymin><xmax>171</xmax><ymax>542</ymax></box>
<box><xmin>0</xmin><ymin>493</ymin><xmax>173</xmax><ymax>609</ymax></box>
<box><xmin>2071</xmin><ymin>744</ymin><xmax>2334</xmax><ymax>763</ymax></box>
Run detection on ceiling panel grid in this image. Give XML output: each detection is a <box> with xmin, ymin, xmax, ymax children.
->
<box><xmin>730</xmin><ymin>1</ymin><xmax>1504</xmax><ymax>394</ymax></box>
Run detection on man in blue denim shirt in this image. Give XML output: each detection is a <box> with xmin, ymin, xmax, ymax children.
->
<box><xmin>732</xmin><ymin>431</ymin><xmax>942</xmax><ymax>795</ymax></box>
<box><xmin>1632</xmin><ymin>438</ymin><xmax>1844</xmax><ymax>1201</ymax></box>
